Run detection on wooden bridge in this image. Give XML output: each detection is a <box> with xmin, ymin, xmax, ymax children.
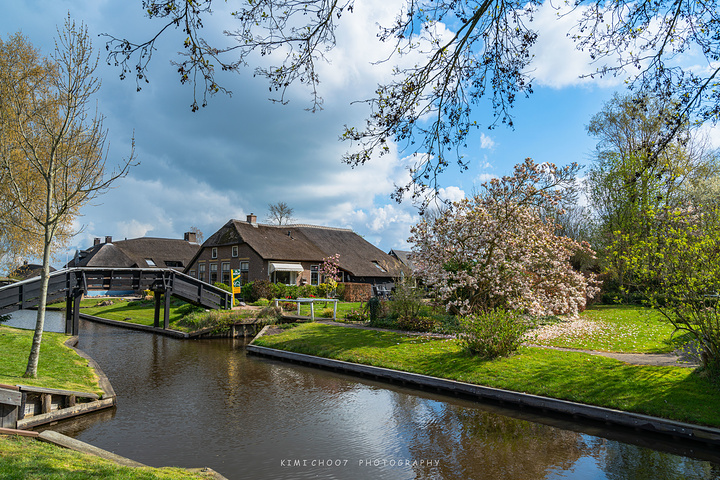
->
<box><xmin>0</xmin><ymin>268</ymin><xmax>232</xmax><ymax>335</ymax></box>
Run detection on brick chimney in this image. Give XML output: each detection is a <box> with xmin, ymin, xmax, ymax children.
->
<box><xmin>93</xmin><ymin>238</ymin><xmax>101</xmax><ymax>246</ymax></box>
<box><xmin>105</xmin><ymin>236</ymin><xmax>112</xmax><ymax>244</ymax></box>
<box><xmin>184</xmin><ymin>231</ymin><xmax>197</xmax><ymax>243</ymax></box>
<box><xmin>247</xmin><ymin>213</ymin><xmax>257</xmax><ymax>225</ymax></box>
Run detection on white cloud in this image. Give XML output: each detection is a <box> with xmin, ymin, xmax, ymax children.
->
<box><xmin>475</xmin><ymin>173</ymin><xmax>498</xmax><ymax>185</ymax></box>
<box><xmin>529</xmin><ymin>3</ymin><xmax>626</xmax><ymax>89</ymax></box>
<box><xmin>437</xmin><ymin>186</ymin><xmax>466</xmax><ymax>203</ymax></box>
<box><xmin>480</xmin><ymin>133</ymin><xmax>495</xmax><ymax>150</ymax></box>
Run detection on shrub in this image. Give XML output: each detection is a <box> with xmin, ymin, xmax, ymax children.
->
<box><xmin>320</xmin><ymin>307</ymin><xmax>334</xmax><ymax>318</ymax></box>
<box><xmin>389</xmin><ymin>283</ymin><xmax>425</xmax><ymax>322</ymax></box>
<box><xmin>251</xmin><ymin>280</ymin><xmax>273</xmax><ymax>301</ymax></box>
<box><xmin>458</xmin><ymin>309</ymin><xmax>529</xmax><ymax>359</ymax></box>
<box><xmin>178</xmin><ymin>310</ymin><xmax>238</xmax><ymax>334</ymax></box>
<box><xmin>213</xmin><ymin>282</ymin><xmax>232</xmax><ymax>293</ymax></box>
<box><xmin>344</xmin><ymin>308</ymin><xmax>368</xmax><ymax>322</ymax></box>
<box><xmin>251</xmin><ymin>298</ymin><xmax>270</xmax><ymax>307</ymax></box>
<box><xmin>365</xmin><ymin>297</ymin><xmax>386</xmax><ymax>322</ymax></box>
<box><xmin>396</xmin><ymin>315</ymin><xmax>437</xmax><ymax>332</ymax></box>
<box><xmin>255</xmin><ymin>306</ymin><xmax>283</xmax><ymax>323</ymax></box>
<box><xmin>0</xmin><ymin>314</ymin><xmax>9</xmax><ymax>325</ymax></box>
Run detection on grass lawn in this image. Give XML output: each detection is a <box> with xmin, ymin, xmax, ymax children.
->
<box><xmin>0</xmin><ymin>435</ymin><xmax>213</xmax><ymax>480</ymax></box>
<box><xmin>281</xmin><ymin>301</ymin><xmax>364</xmax><ymax>318</ymax></box>
<box><xmin>0</xmin><ymin>326</ymin><xmax>101</xmax><ymax>395</ymax></box>
<box><xmin>80</xmin><ymin>299</ymin><xmax>192</xmax><ymax>330</ymax></box>
<box><xmin>253</xmin><ymin>322</ymin><xmax>720</xmax><ymax>427</ymax></box>
<box><xmin>532</xmin><ymin>304</ymin><xmax>695</xmax><ymax>353</ymax></box>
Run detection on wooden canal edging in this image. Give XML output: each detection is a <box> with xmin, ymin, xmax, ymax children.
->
<box><xmin>246</xmin><ymin>327</ymin><xmax>720</xmax><ymax>449</ymax></box>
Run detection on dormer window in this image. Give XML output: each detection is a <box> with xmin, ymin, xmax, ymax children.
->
<box><xmin>145</xmin><ymin>258</ymin><xmax>156</xmax><ymax>267</ymax></box>
<box><xmin>372</xmin><ymin>261</ymin><xmax>386</xmax><ymax>272</ymax></box>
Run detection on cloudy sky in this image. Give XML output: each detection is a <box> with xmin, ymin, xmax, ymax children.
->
<box><xmin>3</xmin><ymin>1</ymin><xmax>717</xmax><ymax>264</ymax></box>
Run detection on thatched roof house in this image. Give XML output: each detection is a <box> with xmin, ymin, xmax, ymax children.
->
<box><xmin>185</xmin><ymin>214</ymin><xmax>408</xmax><ymax>289</ymax></box>
<box><xmin>68</xmin><ymin>233</ymin><xmax>200</xmax><ymax>270</ymax></box>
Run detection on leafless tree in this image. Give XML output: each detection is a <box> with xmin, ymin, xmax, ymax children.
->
<box><xmin>266</xmin><ymin>201</ymin><xmax>295</xmax><ymax>225</ymax></box>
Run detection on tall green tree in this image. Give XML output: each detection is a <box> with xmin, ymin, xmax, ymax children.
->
<box><xmin>103</xmin><ymin>1</ymin><xmax>720</xmax><ymax>201</ymax></box>
<box><xmin>0</xmin><ymin>17</ymin><xmax>136</xmax><ymax>378</ymax></box>
<box><xmin>623</xmin><ymin>205</ymin><xmax>720</xmax><ymax>380</ymax></box>
<box><xmin>585</xmin><ymin>93</ymin><xmax>719</xmax><ymax>294</ymax></box>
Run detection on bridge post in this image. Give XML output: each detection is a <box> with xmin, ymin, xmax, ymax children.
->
<box><xmin>65</xmin><ymin>295</ymin><xmax>73</xmax><ymax>335</ymax></box>
<box><xmin>163</xmin><ymin>289</ymin><xmax>172</xmax><ymax>330</ymax></box>
<box><xmin>72</xmin><ymin>289</ymin><xmax>81</xmax><ymax>336</ymax></box>
<box><xmin>153</xmin><ymin>291</ymin><xmax>161</xmax><ymax>328</ymax></box>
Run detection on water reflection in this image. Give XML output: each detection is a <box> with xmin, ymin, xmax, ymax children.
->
<box><xmin>40</xmin><ymin>319</ymin><xmax>720</xmax><ymax>480</ymax></box>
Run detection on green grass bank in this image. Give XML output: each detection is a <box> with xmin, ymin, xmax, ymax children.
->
<box><xmin>0</xmin><ymin>325</ymin><xmax>101</xmax><ymax>395</ymax></box>
<box><xmin>0</xmin><ymin>435</ymin><xmax>215</xmax><ymax>480</ymax></box>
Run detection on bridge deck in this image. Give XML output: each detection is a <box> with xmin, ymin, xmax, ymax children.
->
<box><xmin>0</xmin><ymin>268</ymin><xmax>232</xmax><ymax>334</ymax></box>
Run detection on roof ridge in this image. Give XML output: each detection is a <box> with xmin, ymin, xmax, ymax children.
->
<box><xmin>232</xmin><ymin>219</ymin><xmax>353</xmax><ymax>232</ymax></box>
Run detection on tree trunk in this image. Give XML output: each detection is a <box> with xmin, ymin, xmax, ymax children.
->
<box><xmin>23</xmin><ymin>226</ymin><xmax>52</xmax><ymax>377</ymax></box>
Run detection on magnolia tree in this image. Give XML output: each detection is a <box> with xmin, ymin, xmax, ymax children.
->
<box><xmin>318</xmin><ymin>253</ymin><xmax>341</xmax><ymax>297</ymax></box>
<box><xmin>411</xmin><ymin>159</ymin><xmax>599</xmax><ymax>316</ymax></box>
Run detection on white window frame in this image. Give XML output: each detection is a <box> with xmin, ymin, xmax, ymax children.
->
<box><xmin>211</xmin><ymin>247</ymin><xmax>218</xmax><ymax>259</ymax></box>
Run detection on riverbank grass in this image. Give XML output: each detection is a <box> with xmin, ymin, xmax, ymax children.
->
<box><xmin>0</xmin><ymin>326</ymin><xmax>101</xmax><ymax>395</ymax></box>
<box><xmin>532</xmin><ymin>305</ymin><xmax>693</xmax><ymax>353</ymax></box>
<box><xmin>253</xmin><ymin>322</ymin><xmax>720</xmax><ymax>427</ymax></box>
<box><xmin>0</xmin><ymin>435</ymin><xmax>214</xmax><ymax>480</ymax></box>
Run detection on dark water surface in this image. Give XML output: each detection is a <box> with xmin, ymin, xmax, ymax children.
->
<box><xmin>28</xmin><ymin>318</ymin><xmax>720</xmax><ymax>479</ymax></box>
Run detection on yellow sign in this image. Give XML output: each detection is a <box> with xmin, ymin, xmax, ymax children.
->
<box><xmin>231</xmin><ymin>269</ymin><xmax>243</xmax><ymax>306</ymax></box>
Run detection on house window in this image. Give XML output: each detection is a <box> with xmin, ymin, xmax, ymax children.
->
<box><xmin>232</xmin><ymin>246</ymin><xmax>238</xmax><ymax>257</ymax></box>
<box><xmin>145</xmin><ymin>258</ymin><xmax>156</xmax><ymax>267</ymax></box>
<box><xmin>221</xmin><ymin>263</ymin><xmax>231</xmax><ymax>285</ymax></box>
<box><xmin>199</xmin><ymin>264</ymin><xmax>206</xmax><ymax>281</ymax></box>
<box><xmin>310</xmin><ymin>265</ymin><xmax>319</xmax><ymax>286</ymax></box>
<box><xmin>211</xmin><ymin>247</ymin><xmax>218</xmax><ymax>259</ymax></box>
<box><xmin>240</xmin><ymin>261</ymin><xmax>249</xmax><ymax>285</ymax></box>
<box><xmin>273</xmin><ymin>270</ymin><xmax>296</xmax><ymax>285</ymax></box>
<box><xmin>190</xmin><ymin>270</ymin><xmax>196</xmax><ymax>278</ymax></box>
<box><xmin>210</xmin><ymin>263</ymin><xmax>218</xmax><ymax>283</ymax></box>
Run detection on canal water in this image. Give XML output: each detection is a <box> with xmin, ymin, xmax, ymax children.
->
<box><xmin>9</xmin><ymin>313</ymin><xmax>720</xmax><ymax>479</ymax></box>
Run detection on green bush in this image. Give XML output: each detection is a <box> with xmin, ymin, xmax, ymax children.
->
<box><xmin>178</xmin><ymin>310</ymin><xmax>238</xmax><ymax>333</ymax></box>
<box><xmin>458</xmin><ymin>309</ymin><xmax>529</xmax><ymax>359</ymax></box>
<box><xmin>396</xmin><ymin>315</ymin><xmax>437</xmax><ymax>332</ymax></box>
<box><xmin>251</xmin><ymin>298</ymin><xmax>270</xmax><ymax>307</ymax></box>
<box><xmin>213</xmin><ymin>282</ymin><xmax>232</xmax><ymax>293</ymax></box>
<box><xmin>251</xmin><ymin>280</ymin><xmax>273</xmax><ymax>301</ymax></box>
<box><xmin>389</xmin><ymin>283</ymin><xmax>425</xmax><ymax>321</ymax></box>
<box><xmin>365</xmin><ymin>297</ymin><xmax>386</xmax><ymax>322</ymax></box>
<box><xmin>320</xmin><ymin>307</ymin><xmax>334</xmax><ymax>318</ymax></box>
<box><xmin>345</xmin><ymin>308</ymin><xmax>368</xmax><ymax>322</ymax></box>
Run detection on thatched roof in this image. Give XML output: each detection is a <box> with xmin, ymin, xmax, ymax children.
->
<box><xmin>70</xmin><ymin>237</ymin><xmax>199</xmax><ymax>269</ymax></box>
<box><xmin>389</xmin><ymin>249</ymin><xmax>415</xmax><ymax>271</ymax></box>
<box><xmin>203</xmin><ymin>219</ymin><xmax>408</xmax><ymax>279</ymax></box>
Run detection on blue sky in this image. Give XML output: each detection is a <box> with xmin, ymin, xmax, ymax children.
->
<box><xmin>3</xmin><ymin>1</ymin><xmax>717</xmax><ymax>266</ymax></box>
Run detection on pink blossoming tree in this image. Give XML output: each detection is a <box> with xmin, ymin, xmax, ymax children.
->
<box><xmin>410</xmin><ymin>159</ymin><xmax>599</xmax><ymax>316</ymax></box>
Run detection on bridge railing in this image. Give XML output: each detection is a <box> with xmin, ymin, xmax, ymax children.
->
<box><xmin>0</xmin><ymin>267</ymin><xmax>232</xmax><ymax>330</ymax></box>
